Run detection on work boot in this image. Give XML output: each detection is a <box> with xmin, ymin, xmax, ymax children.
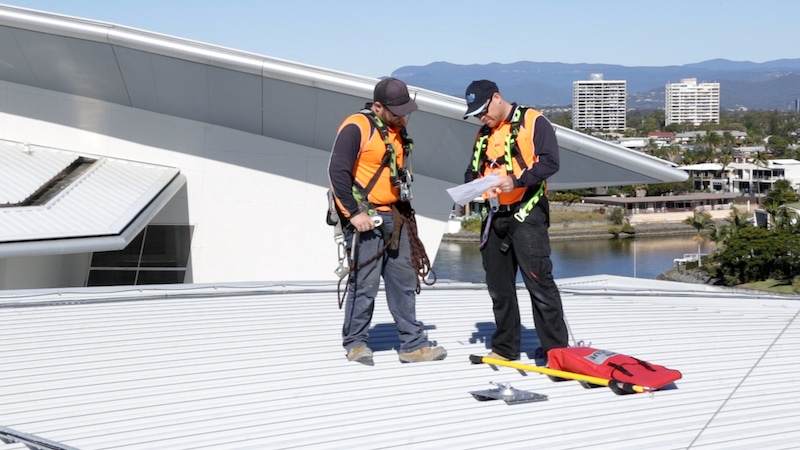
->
<box><xmin>398</xmin><ymin>346</ymin><xmax>447</xmax><ymax>363</ymax></box>
<box><xmin>485</xmin><ymin>351</ymin><xmax>518</xmax><ymax>361</ymax></box>
<box><xmin>347</xmin><ymin>345</ymin><xmax>373</xmax><ymax>363</ymax></box>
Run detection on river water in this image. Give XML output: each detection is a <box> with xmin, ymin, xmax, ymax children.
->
<box><xmin>432</xmin><ymin>235</ymin><xmax>715</xmax><ymax>283</ymax></box>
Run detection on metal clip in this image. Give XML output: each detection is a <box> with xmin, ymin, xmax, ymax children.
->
<box><xmin>333</xmin><ymin>235</ymin><xmax>349</xmax><ymax>279</ymax></box>
<box><xmin>399</xmin><ymin>183</ymin><xmax>412</xmax><ymax>201</ymax></box>
<box><xmin>489</xmin><ymin>192</ymin><xmax>499</xmax><ymax>212</ymax></box>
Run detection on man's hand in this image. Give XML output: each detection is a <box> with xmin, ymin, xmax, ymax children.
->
<box><xmin>490</xmin><ymin>175</ymin><xmax>516</xmax><ymax>193</ymax></box>
<box><xmin>350</xmin><ymin>212</ymin><xmax>375</xmax><ymax>232</ymax></box>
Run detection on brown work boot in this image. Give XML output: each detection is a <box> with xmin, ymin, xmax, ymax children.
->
<box><xmin>485</xmin><ymin>351</ymin><xmax>518</xmax><ymax>361</ymax></box>
<box><xmin>346</xmin><ymin>345</ymin><xmax>373</xmax><ymax>363</ymax></box>
<box><xmin>398</xmin><ymin>346</ymin><xmax>447</xmax><ymax>363</ymax></box>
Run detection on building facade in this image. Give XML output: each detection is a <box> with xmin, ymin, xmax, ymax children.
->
<box><xmin>665</xmin><ymin>78</ymin><xmax>720</xmax><ymax>126</ymax></box>
<box><xmin>679</xmin><ymin>159</ymin><xmax>800</xmax><ymax>195</ymax></box>
<box><xmin>572</xmin><ymin>73</ymin><xmax>627</xmax><ymax>131</ymax></box>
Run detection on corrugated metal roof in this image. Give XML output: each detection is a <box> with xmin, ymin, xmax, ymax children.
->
<box><xmin>1</xmin><ymin>276</ymin><xmax>798</xmax><ymax>449</ymax></box>
<box><xmin>0</xmin><ymin>140</ymin><xmax>181</xmax><ymax>243</ymax></box>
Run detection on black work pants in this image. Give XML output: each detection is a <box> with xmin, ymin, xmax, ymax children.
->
<box><xmin>480</xmin><ymin>197</ymin><xmax>568</xmax><ymax>359</ymax></box>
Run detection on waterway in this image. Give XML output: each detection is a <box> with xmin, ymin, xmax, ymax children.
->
<box><xmin>432</xmin><ymin>235</ymin><xmax>716</xmax><ymax>283</ymax></box>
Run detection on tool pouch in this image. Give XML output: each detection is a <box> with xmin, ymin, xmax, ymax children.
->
<box><xmin>390</xmin><ymin>202</ymin><xmax>410</xmax><ymax>250</ymax></box>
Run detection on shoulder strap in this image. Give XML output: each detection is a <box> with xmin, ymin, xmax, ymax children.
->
<box><xmin>470</xmin><ymin>107</ymin><xmax>530</xmax><ymax>174</ymax></box>
<box><xmin>470</xmin><ymin>125</ymin><xmax>492</xmax><ymax>173</ymax></box>
<box><xmin>507</xmin><ymin>106</ymin><xmax>529</xmax><ymax>172</ymax></box>
<box><xmin>357</xmin><ymin>110</ymin><xmax>414</xmax><ymax>199</ymax></box>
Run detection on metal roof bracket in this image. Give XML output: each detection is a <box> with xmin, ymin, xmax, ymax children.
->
<box><xmin>470</xmin><ymin>382</ymin><xmax>548</xmax><ymax>405</ymax></box>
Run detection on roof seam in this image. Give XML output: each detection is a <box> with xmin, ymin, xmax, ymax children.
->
<box><xmin>686</xmin><ymin>308</ymin><xmax>800</xmax><ymax>448</ymax></box>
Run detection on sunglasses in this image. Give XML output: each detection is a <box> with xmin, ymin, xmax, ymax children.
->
<box><xmin>476</xmin><ymin>97</ymin><xmax>492</xmax><ymax>119</ymax></box>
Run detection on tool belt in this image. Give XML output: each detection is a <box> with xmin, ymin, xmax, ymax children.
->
<box><xmin>494</xmin><ymin>202</ymin><xmax>520</xmax><ymax>213</ymax></box>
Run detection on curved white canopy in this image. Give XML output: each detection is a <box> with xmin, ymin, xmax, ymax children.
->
<box><xmin>0</xmin><ymin>5</ymin><xmax>686</xmax><ymax>191</ymax></box>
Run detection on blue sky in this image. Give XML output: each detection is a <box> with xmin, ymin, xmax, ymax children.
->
<box><xmin>4</xmin><ymin>0</ymin><xmax>795</xmax><ymax>78</ymax></box>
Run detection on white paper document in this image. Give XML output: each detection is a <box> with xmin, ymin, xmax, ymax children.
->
<box><xmin>446</xmin><ymin>174</ymin><xmax>499</xmax><ymax>206</ymax></box>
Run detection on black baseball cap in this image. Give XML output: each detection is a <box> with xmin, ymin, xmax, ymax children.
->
<box><xmin>374</xmin><ymin>78</ymin><xmax>418</xmax><ymax>116</ymax></box>
<box><xmin>463</xmin><ymin>80</ymin><xmax>499</xmax><ymax>119</ymax></box>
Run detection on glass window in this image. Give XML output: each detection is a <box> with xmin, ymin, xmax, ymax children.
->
<box><xmin>87</xmin><ymin>269</ymin><xmax>137</xmax><ymax>286</ymax></box>
<box><xmin>90</xmin><ymin>233</ymin><xmax>144</xmax><ymax>268</ymax></box>
<box><xmin>87</xmin><ymin>225</ymin><xmax>192</xmax><ymax>287</ymax></box>
<box><xmin>137</xmin><ymin>270</ymin><xmax>187</xmax><ymax>285</ymax></box>
<box><xmin>140</xmin><ymin>225</ymin><xmax>192</xmax><ymax>268</ymax></box>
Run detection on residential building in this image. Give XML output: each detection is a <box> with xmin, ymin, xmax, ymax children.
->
<box><xmin>572</xmin><ymin>73</ymin><xmax>627</xmax><ymax>131</ymax></box>
<box><xmin>647</xmin><ymin>131</ymin><xmax>676</xmax><ymax>146</ymax></box>
<box><xmin>665</xmin><ymin>78</ymin><xmax>720</xmax><ymax>126</ymax></box>
<box><xmin>679</xmin><ymin>159</ymin><xmax>800</xmax><ymax>195</ymax></box>
<box><xmin>673</xmin><ymin>130</ymin><xmax>747</xmax><ymax>145</ymax></box>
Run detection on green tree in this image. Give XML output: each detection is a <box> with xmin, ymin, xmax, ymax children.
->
<box><xmin>711</xmin><ymin>226</ymin><xmax>772</xmax><ymax>284</ymax></box>
<box><xmin>549</xmin><ymin>111</ymin><xmax>573</xmax><ymax>128</ymax></box>
<box><xmin>704</xmin><ymin>130</ymin><xmax>722</xmax><ymax>153</ymax></box>
<box><xmin>711</xmin><ymin>227</ymin><xmax>800</xmax><ymax>284</ymax></box>
<box><xmin>725</xmin><ymin>209</ymin><xmax>751</xmax><ymax>237</ymax></box>
<box><xmin>764</xmin><ymin>179</ymin><xmax>799</xmax><ymax>206</ymax></box>
<box><xmin>767</xmin><ymin>135</ymin><xmax>789</xmax><ymax>157</ymax></box>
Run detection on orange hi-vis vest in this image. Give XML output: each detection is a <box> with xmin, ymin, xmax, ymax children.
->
<box><xmin>471</xmin><ymin>106</ymin><xmax>542</xmax><ymax>205</ymax></box>
<box><xmin>334</xmin><ymin>111</ymin><xmax>412</xmax><ymax>215</ymax></box>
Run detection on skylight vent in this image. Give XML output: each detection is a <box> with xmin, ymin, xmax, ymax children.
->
<box><xmin>2</xmin><ymin>156</ymin><xmax>97</xmax><ymax>207</ymax></box>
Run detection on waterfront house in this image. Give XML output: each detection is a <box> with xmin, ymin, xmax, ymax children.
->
<box><xmin>680</xmin><ymin>159</ymin><xmax>800</xmax><ymax>195</ymax></box>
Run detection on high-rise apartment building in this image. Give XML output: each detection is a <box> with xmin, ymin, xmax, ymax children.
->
<box><xmin>665</xmin><ymin>78</ymin><xmax>720</xmax><ymax>126</ymax></box>
<box><xmin>572</xmin><ymin>73</ymin><xmax>627</xmax><ymax>131</ymax></box>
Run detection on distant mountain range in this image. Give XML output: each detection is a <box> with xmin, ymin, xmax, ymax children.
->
<box><xmin>392</xmin><ymin>59</ymin><xmax>800</xmax><ymax>111</ymax></box>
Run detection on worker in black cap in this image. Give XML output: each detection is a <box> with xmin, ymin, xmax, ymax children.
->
<box><xmin>463</xmin><ymin>79</ymin><xmax>568</xmax><ymax>363</ymax></box>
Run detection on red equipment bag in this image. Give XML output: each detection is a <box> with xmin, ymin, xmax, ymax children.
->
<box><xmin>547</xmin><ymin>347</ymin><xmax>682</xmax><ymax>393</ymax></box>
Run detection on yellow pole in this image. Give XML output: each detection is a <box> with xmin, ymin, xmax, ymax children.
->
<box><xmin>473</xmin><ymin>355</ymin><xmax>648</xmax><ymax>394</ymax></box>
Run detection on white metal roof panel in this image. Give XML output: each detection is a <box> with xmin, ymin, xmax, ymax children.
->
<box><xmin>1</xmin><ymin>276</ymin><xmax>798</xmax><ymax>449</ymax></box>
<box><xmin>0</xmin><ymin>142</ymin><xmax>181</xmax><ymax>243</ymax></box>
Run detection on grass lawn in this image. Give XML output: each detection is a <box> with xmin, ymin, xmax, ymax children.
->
<box><xmin>738</xmin><ymin>279</ymin><xmax>800</xmax><ymax>295</ymax></box>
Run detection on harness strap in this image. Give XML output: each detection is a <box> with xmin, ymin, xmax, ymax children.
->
<box><xmin>360</xmin><ymin>109</ymin><xmax>413</xmax><ymax>189</ymax></box>
<box><xmin>470</xmin><ymin>106</ymin><xmax>530</xmax><ymax>175</ymax></box>
<box><xmin>607</xmin><ymin>362</ymin><xmax>634</xmax><ymax>378</ymax></box>
<box><xmin>513</xmin><ymin>181</ymin><xmax>546</xmax><ymax>222</ymax></box>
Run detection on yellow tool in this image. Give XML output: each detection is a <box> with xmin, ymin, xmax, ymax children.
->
<box><xmin>470</xmin><ymin>354</ymin><xmax>648</xmax><ymax>395</ymax></box>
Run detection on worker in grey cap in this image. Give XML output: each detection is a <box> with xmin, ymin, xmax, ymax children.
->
<box><xmin>328</xmin><ymin>78</ymin><xmax>447</xmax><ymax>365</ymax></box>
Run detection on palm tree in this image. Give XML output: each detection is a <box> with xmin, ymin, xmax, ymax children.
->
<box><xmin>752</xmin><ymin>151</ymin><xmax>769</xmax><ymax>198</ymax></box>
<box><xmin>726</xmin><ymin>209</ymin><xmax>750</xmax><ymax>236</ymax></box>
<box><xmin>722</xmin><ymin>131</ymin><xmax>736</xmax><ymax>149</ymax></box>
<box><xmin>705</xmin><ymin>130</ymin><xmax>722</xmax><ymax>154</ymax></box>
<box><xmin>665</xmin><ymin>143</ymin><xmax>683</xmax><ymax>163</ymax></box>
<box><xmin>683</xmin><ymin>210</ymin><xmax>714</xmax><ymax>267</ymax></box>
<box><xmin>717</xmin><ymin>154</ymin><xmax>733</xmax><ymax>193</ymax></box>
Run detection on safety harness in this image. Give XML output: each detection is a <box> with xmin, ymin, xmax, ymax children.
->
<box><xmin>329</xmin><ymin>110</ymin><xmax>433</xmax><ymax>306</ymax></box>
<box><xmin>353</xmin><ymin>109</ymin><xmax>414</xmax><ymax>205</ymax></box>
<box><xmin>469</xmin><ymin>106</ymin><xmax>546</xmax><ymax>225</ymax></box>
<box><xmin>328</xmin><ymin>110</ymin><xmax>413</xmax><ymax>243</ymax></box>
